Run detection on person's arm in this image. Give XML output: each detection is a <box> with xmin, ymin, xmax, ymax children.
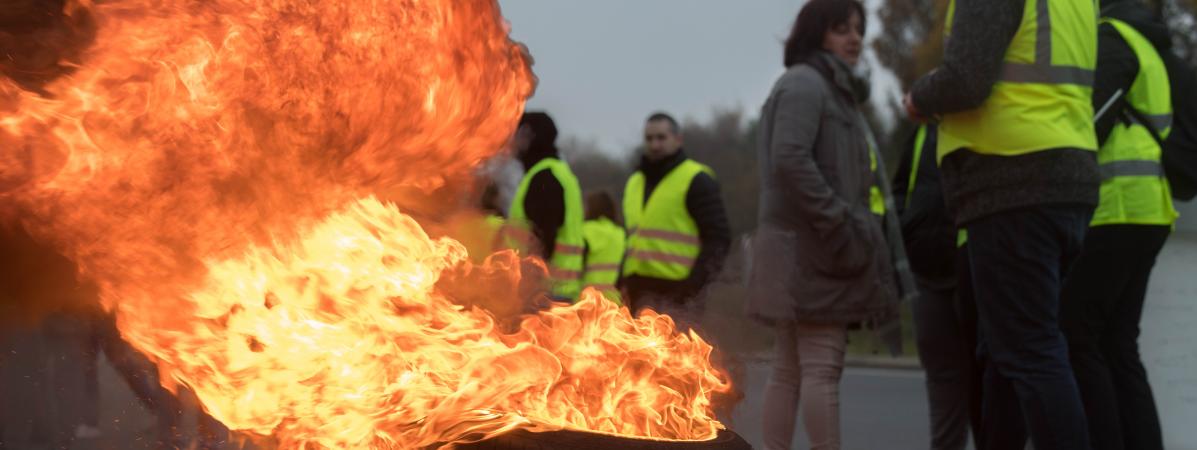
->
<box><xmin>1093</xmin><ymin>23</ymin><xmax>1140</xmax><ymax>146</ymax></box>
<box><xmin>683</xmin><ymin>173</ymin><xmax>731</xmax><ymax>296</ymax></box>
<box><xmin>523</xmin><ymin>171</ymin><xmax>564</xmax><ymax>260</ymax></box>
<box><xmin>909</xmin><ymin>0</ymin><xmax>1024</xmax><ymax>116</ymax></box>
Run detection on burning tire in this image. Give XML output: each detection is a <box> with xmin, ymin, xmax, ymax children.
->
<box><xmin>458</xmin><ymin>429</ymin><xmax>752</xmax><ymax>450</ymax></box>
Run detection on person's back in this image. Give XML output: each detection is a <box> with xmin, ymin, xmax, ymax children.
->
<box><xmin>619</xmin><ymin>112</ymin><xmax>730</xmax><ymax>331</ymax></box>
<box><xmin>1060</xmin><ymin>1</ymin><xmax>1177</xmax><ymax>449</ymax></box>
<box><xmin>906</xmin><ymin>0</ymin><xmax>1099</xmax><ymax>448</ymax></box>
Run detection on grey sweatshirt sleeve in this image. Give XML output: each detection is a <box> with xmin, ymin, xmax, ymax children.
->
<box><xmin>910</xmin><ymin>0</ymin><xmax>1024</xmax><ymax>115</ymax></box>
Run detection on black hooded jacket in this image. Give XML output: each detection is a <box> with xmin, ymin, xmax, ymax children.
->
<box><xmin>516</xmin><ymin>113</ymin><xmax>566</xmax><ymax>261</ymax></box>
<box><xmin>1095</xmin><ymin>0</ymin><xmax>1174</xmax><ymax>146</ymax></box>
<box><xmin>892</xmin><ymin>125</ymin><xmax>957</xmax><ymax>287</ymax></box>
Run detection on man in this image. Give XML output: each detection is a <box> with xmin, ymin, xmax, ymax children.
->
<box><xmin>1060</xmin><ymin>1</ymin><xmax>1176</xmax><ymax>449</ymax></box>
<box><xmin>619</xmin><ymin>112</ymin><xmax>730</xmax><ymax>331</ymax></box>
<box><xmin>904</xmin><ymin>0</ymin><xmax>1100</xmax><ymax>448</ymax></box>
<box><xmin>893</xmin><ymin>124</ymin><xmax>983</xmax><ymax>450</ymax></box>
<box><xmin>508</xmin><ymin>112</ymin><xmax>586</xmax><ymax>301</ymax></box>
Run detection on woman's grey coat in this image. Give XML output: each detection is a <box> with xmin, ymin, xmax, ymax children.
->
<box><xmin>747</xmin><ymin>52</ymin><xmax>905</xmax><ymax>330</ymax></box>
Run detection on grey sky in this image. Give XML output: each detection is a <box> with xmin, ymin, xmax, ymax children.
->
<box><xmin>498</xmin><ymin>0</ymin><xmax>898</xmax><ymax>157</ymax></box>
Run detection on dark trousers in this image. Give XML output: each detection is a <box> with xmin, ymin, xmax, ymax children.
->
<box><xmin>913</xmin><ymin>246</ymin><xmax>984</xmax><ymax>450</ymax></box>
<box><xmin>966</xmin><ymin>205</ymin><xmax>1091</xmax><ymax>450</ymax></box>
<box><xmin>1061</xmin><ymin>225</ymin><xmax>1168</xmax><ymax>450</ymax></box>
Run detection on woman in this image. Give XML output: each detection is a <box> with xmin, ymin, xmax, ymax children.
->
<box><xmin>747</xmin><ymin>1</ymin><xmax>902</xmax><ymax>449</ymax></box>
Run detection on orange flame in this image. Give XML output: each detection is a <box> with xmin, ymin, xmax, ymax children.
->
<box><xmin>0</xmin><ymin>0</ymin><xmax>731</xmax><ymax>448</ymax></box>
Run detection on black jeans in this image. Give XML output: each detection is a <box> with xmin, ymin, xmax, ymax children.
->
<box><xmin>1061</xmin><ymin>225</ymin><xmax>1169</xmax><ymax>450</ymax></box>
<box><xmin>913</xmin><ymin>245</ymin><xmax>983</xmax><ymax>450</ymax></box>
<box><xmin>967</xmin><ymin>205</ymin><xmax>1091</xmax><ymax>450</ymax></box>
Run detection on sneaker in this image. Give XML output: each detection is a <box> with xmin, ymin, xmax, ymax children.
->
<box><xmin>74</xmin><ymin>424</ymin><xmax>103</xmax><ymax>439</ymax></box>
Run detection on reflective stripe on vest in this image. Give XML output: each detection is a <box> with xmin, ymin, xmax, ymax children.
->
<box><xmin>581</xmin><ymin>218</ymin><xmax>625</xmax><ymax>305</ymax></box>
<box><xmin>905</xmin><ymin>125</ymin><xmax>930</xmax><ymax>210</ymax></box>
<box><xmin>509</xmin><ymin>157</ymin><xmax>586</xmax><ymax>299</ymax></box>
<box><xmin>938</xmin><ymin>0</ymin><xmax>1098</xmax><ymax>160</ymax></box>
<box><xmin>1091</xmin><ymin>18</ymin><xmax>1177</xmax><ymax>227</ymax></box>
<box><xmin>622</xmin><ymin>159</ymin><xmax>713</xmax><ymax>281</ymax></box>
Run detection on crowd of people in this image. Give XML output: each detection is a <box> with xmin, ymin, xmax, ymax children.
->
<box><xmin>3</xmin><ymin>0</ymin><xmax>1192</xmax><ymax>449</ymax></box>
<box><xmin>484</xmin><ymin>0</ymin><xmax>1189</xmax><ymax>449</ymax></box>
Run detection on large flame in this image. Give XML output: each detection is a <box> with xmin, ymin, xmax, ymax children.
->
<box><xmin>0</xmin><ymin>0</ymin><xmax>730</xmax><ymax>448</ymax></box>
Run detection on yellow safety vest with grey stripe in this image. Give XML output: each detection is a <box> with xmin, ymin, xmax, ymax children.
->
<box><xmin>1091</xmin><ymin>18</ymin><xmax>1177</xmax><ymax>227</ymax></box>
<box><xmin>938</xmin><ymin>0</ymin><xmax>1098</xmax><ymax>160</ymax></box>
<box><xmin>869</xmin><ymin>145</ymin><xmax>885</xmax><ymax>216</ymax></box>
<box><xmin>622</xmin><ymin>159</ymin><xmax>713</xmax><ymax>281</ymax></box>
<box><xmin>509</xmin><ymin>158</ymin><xmax>585</xmax><ymax>299</ymax></box>
<box><xmin>581</xmin><ymin>218</ymin><xmax>625</xmax><ymax>305</ymax></box>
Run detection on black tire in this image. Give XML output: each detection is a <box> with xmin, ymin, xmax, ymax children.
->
<box><xmin>456</xmin><ymin>429</ymin><xmax>751</xmax><ymax>450</ymax></box>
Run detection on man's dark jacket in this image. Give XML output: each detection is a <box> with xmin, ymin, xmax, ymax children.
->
<box><xmin>892</xmin><ymin>125</ymin><xmax>957</xmax><ymax>287</ymax></box>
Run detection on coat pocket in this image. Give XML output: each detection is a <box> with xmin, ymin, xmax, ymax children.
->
<box><xmin>744</xmin><ymin>227</ymin><xmax>800</xmax><ymax>323</ymax></box>
<box><xmin>808</xmin><ymin>210</ymin><xmax>876</xmax><ymax>279</ymax></box>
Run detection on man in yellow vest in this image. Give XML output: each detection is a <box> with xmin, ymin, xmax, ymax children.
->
<box><xmin>508</xmin><ymin>112</ymin><xmax>585</xmax><ymax>301</ymax></box>
<box><xmin>620</xmin><ymin>112</ymin><xmax>730</xmax><ymax>333</ymax></box>
<box><xmin>1060</xmin><ymin>2</ymin><xmax>1176</xmax><ymax>449</ymax></box>
<box><xmin>905</xmin><ymin>0</ymin><xmax>1099</xmax><ymax>448</ymax></box>
<box><xmin>581</xmin><ymin>191</ymin><xmax>624</xmax><ymax>305</ymax></box>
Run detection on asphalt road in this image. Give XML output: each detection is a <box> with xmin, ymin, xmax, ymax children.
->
<box><xmin>727</xmin><ymin>363</ymin><xmax>932</xmax><ymax>450</ymax></box>
<box><xmin>2</xmin><ymin>346</ymin><xmax>929</xmax><ymax>450</ymax></box>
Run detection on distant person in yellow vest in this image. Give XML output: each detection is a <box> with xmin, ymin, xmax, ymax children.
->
<box><xmin>454</xmin><ymin>182</ymin><xmax>508</xmax><ymax>264</ymax></box>
<box><xmin>619</xmin><ymin>112</ymin><xmax>730</xmax><ymax>332</ymax></box>
<box><xmin>581</xmin><ymin>191</ymin><xmax>625</xmax><ymax>305</ymax></box>
<box><xmin>508</xmin><ymin>112</ymin><xmax>586</xmax><ymax>301</ymax></box>
<box><xmin>1060</xmin><ymin>1</ymin><xmax>1177</xmax><ymax>449</ymax></box>
<box><xmin>905</xmin><ymin>0</ymin><xmax>1100</xmax><ymax>448</ymax></box>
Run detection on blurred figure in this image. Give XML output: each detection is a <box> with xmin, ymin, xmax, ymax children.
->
<box><xmin>580</xmin><ymin>191</ymin><xmax>625</xmax><ymax>305</ymax></box>
<box><xmin>508</xmin><ymin>112</ymin><xmax>586</xmax><ymax>301</ymax></box>
<box><xmin>618</xmin><ymin>112</ymin><xmax>730</xmax><ymax>332</ymax></box>
<box><xmin>904</xmin><ymin>0</ymin><xmax>1100</xmax><ymax>447</ymax></box>
<box><xmin>894</xmin><ymin>124</ymin><xmax>983</xmax><ymax>450</ymax></box>
<box><xmin>746</xmin><ymin>1</ymin><xmax>902</xmax><ymax>448</ymax></box>
<box><xmin>0</xmin><ymin>222</ymin><xmax>227</xmax><ymax>450</ymax></box>
<box><xmin>1060</xmin><ymin>1</ymin><xmax>1178</xmax><ymax>449</ymax></box>
<box><xmin>453</xmin><ymin>182</ymin><xmax>509</xmax><ymax>264</ymax></box>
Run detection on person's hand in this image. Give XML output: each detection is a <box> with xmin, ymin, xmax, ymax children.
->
<box><xmin>902</xmin><ymin>93</ymin><xmax>928</xmax><ymax>123</ymax></box>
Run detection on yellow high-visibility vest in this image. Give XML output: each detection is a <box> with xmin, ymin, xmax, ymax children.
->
<box><xmin>621</xmin><ymin>159</ymin><xmax>713</xmax><ymax>281</ymax></box>
<box><xmin>456</xmin><ymin>214</ymin><xmax>506</xmax><ymax>264</ymax></box>
<box><xmin>938</xmin><ymin>0</ymin><xmax>1098</xmax><ymax>160</ymax></box>
<box><xmin>869</xmin><ymin>145</ymin><xmax>885</xmax><ymax>216</ymax></box>
<box><xmin>581</xmin><ymin>218</ymin><xmax>625</xmax><ymax>305</ymax></box>
<box><xmin>1091</xmin><ymin>18</ymin><xmax>1177</xmax><ymax>227</ymax></box>
<box><xmin>509</xmin><ymin>158</ymin><xmax>585</xmax><ymax>299</ymax></box>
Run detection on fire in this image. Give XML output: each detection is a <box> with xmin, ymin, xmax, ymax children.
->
<box><xmin>132</xmin><ymin>197</ymin><xmax>728</xmax><ymax>448</ymax></box>
<box><xmin>0</xmin><ymin>0</ymin><xmax>730</xmax><ymax>448</ymax></box>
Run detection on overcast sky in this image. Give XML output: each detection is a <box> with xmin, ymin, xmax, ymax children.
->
<box><xmin>497</xmin><ymin>0</ymin><xmax>897</xmax><ymax>157</ymax></box>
